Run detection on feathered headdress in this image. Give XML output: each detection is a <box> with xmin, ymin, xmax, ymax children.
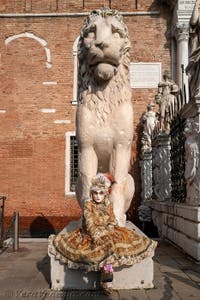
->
<box><xmin>90</xmin><ymin>173</ymin><xmax>116</xmax><ymax>193</ymax></box>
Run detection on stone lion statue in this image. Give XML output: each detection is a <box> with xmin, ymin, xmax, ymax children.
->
<box><xmin>76</xmin><ymin>8</ymin><xmax>135</xmax><ymax>226</ymax></box>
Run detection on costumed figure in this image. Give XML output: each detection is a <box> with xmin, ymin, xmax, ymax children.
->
<box><xmin>186</xmin><ymin>0</ymin><xmax>200</xmax><ymax>98</ymax></box>
<box><xmin>49</xmin><ymin>173</ymin><xmax>157</xmax><ymax>294</ymax></box>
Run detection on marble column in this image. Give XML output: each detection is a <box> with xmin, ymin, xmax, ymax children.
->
<box><xmin>176</xmin><ymin>25</ymin><xmax>189</xmax><ymax>103</ymax></box>
<box><xmin>172</xmin><ymin>0</ymin><xmax>196</xmax><ymax>102</ymax></box>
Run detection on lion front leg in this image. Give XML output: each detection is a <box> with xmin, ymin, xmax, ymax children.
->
<box><xmin>109</xmin><ymin>144</ymin><xmax>135</xmax><ymax>227</ymax></box>
<box><xmin>76</xmin><ymin>146</ymin><xmax>98</xmax><ymax>208</ymax></box>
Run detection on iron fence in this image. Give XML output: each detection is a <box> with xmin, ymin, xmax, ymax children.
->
<box><xmin>170</xmin><ymin>115</ymin><xmax>186</xmax><ymax>203</ymax></box>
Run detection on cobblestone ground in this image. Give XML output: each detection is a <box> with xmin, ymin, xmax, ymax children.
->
<box><xmin>0</xmin><ymin>239</ymin><xmax>199</xmax><ymax>300</ymax></box>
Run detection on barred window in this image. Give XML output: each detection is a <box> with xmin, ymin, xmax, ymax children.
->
<box><xmin>65</xmin><ymin>132</ymin><xmax>79</xmax><ymax>195</ymax></box>
<box><xmin>70</xmin><ymin>136</ymin><xmax>79</xmax><ymax>192</ymax></box>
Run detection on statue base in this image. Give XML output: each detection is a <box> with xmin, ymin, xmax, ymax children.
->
<box><xmin>48</xmin><ymin>221</ymin><xmax>155</xmax><ymax>290</ymax></box>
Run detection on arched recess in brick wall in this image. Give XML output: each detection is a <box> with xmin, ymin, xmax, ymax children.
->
<box><xmin>2</xmin><ymin>31</ymin><xmax>52</xmax><ymax>139</ymax></box>
<box><xmin>5</xmin><ymin>32</ymin><xmax>52</xmax><ymax>69</ymax></box>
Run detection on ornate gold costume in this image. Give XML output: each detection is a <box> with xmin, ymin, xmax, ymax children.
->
<box><xmin>49</xmin><ymin>196</ymin><xmax>157</xmax><ymax>272</ymax></box>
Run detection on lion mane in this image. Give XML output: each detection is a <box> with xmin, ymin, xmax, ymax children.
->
<box><xmin>77</xmin><ymin>8</ymin><xmax>131</xmax><ymax>123</ymax></box>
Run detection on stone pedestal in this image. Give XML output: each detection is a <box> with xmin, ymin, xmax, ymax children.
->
<box><xmin>48</xmin><ymin>222</ymin><xmax>156</xmax><ymax>290</ymax></box>
<box><xmin>140</xmin><ymin>150</ymin><xmax>153</xmax><ymax>203</ymax></box>
<box><xmin>152</xmin><ymin>133</ymin><xmax>171</xmax><ymax>202</ymax></box>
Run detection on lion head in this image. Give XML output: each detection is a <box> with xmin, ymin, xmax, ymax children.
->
<box><xmin>78</xmin><ymin>8</ymin><xmax>131</xmax><ymax>122</ymax></box>
<box><xmin>78</xmin><ymin>8</ymin><xmax>130</xmax><ymax>83</ymax></box>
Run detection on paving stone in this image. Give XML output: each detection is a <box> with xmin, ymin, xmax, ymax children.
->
<box><xmin>0</xmin><ymin>277</ymin><xmax>34</xmax><ymax>290</ymax></box>
<box><xmin>160</xmin><ymin>244</ymin><xmax>186</xmax><ymax>258</ymax></box>
<box><xmin>44</xmin><ymin>289</ymin><xmax>146</xmax><ymax>300</ymax></box>
<box><xmin>0</xmin><ymin>289</ymin><xmax>51</xmax><ymax>300</ymax></box>
<box><xmin>183</xmin><ymin>269</ymin><xmax>200</xmax><ymax>284</ymax></box>
<box><xmin>0</xmin><ymin>288</ymin><xmax>119</xmax><ymax>300</ymax></box>
<box><xmin>155</xmin><ymin>256</ymin><xmax>183</xmax><ymax>274</ymax></box>
<box><xmin>147</xmin><ymin>272</ymin><xmax>180</xmax><ymax>300</ymax></box>
<box><xmin>146</xmin><ymin>287</ymin><xmax>180</xmax><ymax>300</ymax></box>
<box><xmin>0</xmin><ymin>289</ymin><xmax>16</xmax><ymax>300</ymax></box>
<box><xmin>174</xmin><ymin>257</ymin><xmax>200</xmax><ymax>270</ymax></box>
<box><xmin>28</xmin><ymin>272</ymin><xmax>49</xmax><ymax>289</ymax></box>
<box><xmin>45</xmin><ymin>290</ymin><xmax>119</xmax><ymax>300</ymax></box>
<box><xmin>118</xmin><ymin>289</ymin><xmax>148</xmax><ymax>300</ymax></box>
<box><xmin>167</xmin><ymin>271</ymin><xmax>200</xmax><ymax>300</ymax></box>
<box><xmin>153</xmin><ymin>245</ymin><xmax>169</xmax><ymax>257</ymax></box>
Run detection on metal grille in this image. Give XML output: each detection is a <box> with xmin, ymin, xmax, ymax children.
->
<box><xmin>170</xmin><ymin>115</ymin><xmax>186</xmax><ymax>203</ymax></box>
<box><xmin>70</xmin><ymin>136</ymin><xmax>79</xmax><ymax>192</ymax></box>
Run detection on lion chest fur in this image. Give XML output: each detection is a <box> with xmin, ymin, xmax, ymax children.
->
<box><xmin>76</xmin><ymin>99</ymin><xmax>133</xmax><ymax>172</ymax></box>
<box><xmin>77</xmin><ymin>98</ymin><xmax>133</xmax><ymax>147</ymax></box>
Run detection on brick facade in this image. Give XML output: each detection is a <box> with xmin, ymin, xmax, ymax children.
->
<box><xmin>0</xmin><ymin>1</ymin><xmax>172</xmax><ymax>236</ymax></box>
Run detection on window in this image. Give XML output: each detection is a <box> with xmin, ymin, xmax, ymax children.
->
<box><xmin>70</xmin><ymin>135</ymin><xmax>79</xmax><ymax>192</ymax></box>
<box><xmin>65</xmin><ymin>132</ymin><xmax>79</xmax><ymax>195</ymax></box>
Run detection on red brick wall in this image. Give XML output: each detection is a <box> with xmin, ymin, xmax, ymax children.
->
<box><xmin>0</xmin><ymin>1</ymin><xmax>171</xmax><ymax>235</ymax></box>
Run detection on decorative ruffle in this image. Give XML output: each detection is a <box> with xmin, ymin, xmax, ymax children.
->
<box><xmin>48</xmin><ymin>234</ymin><xmax>157</xmax><ymax>272</ymax></box>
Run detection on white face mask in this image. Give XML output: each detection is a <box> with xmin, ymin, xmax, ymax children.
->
<box><xmin>92</xmin><ymin>190</ymin><xmax>106</xmax><ymax>203</ymax></box>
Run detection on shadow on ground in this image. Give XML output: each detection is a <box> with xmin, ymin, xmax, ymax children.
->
<box><xmin>37</xmin><ymin>254</ymin><xmax>51</xmax><ymax>286</ymax></box>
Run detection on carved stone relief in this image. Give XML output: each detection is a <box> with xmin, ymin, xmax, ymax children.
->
<box><xmin>184</xmin><ymin>116</ymin><xmax>200</xmax><ymax>205</ymax></box>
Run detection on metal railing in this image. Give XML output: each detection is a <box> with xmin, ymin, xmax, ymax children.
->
<box><xmin>0</xmin><ymin>196</ymin><xmax>19</xmax><ymax>252</ymax></box>
<box><xmin>0</xmin><ymin>196</ymin><xmax>6</xmax><ymax>248</ymax></box>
